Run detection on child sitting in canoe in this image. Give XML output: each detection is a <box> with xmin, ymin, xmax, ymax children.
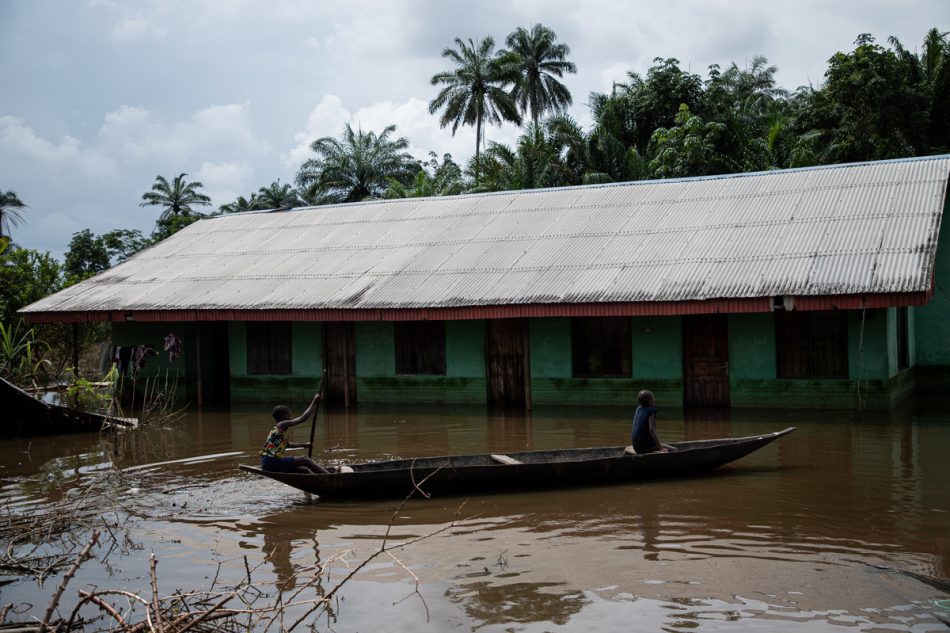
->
<box><xmin>630</xmin><ymin>390</ymin><xmax>675</xmax><ymax>454</ymax></box>
<box><xmin>260</xmin><ymin>393</ymin><xmax>333</xmax><ymax>474</ymax></box>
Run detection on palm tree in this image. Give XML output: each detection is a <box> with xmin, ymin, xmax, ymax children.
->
<box><xmin>255</xmin><ymin>180</ymin><xmax>301</xmax><ymax>209</ymax></box>
<box><xmin>0</xmin><ymin>190</ymin><xmax>27</xmax><ymax>239</ymax></box>
<box><xmin>429</xmin><ymin>36</ymin><xmax>521</xmax><ymax>184</ymax></box>
<box><xmin>295</xmin><ymin>123</ymin><xmax>419</xmax><ymax>204</ymax></box>
<box><xmin>139</xmin><ymin>174</ymin><xmax>211</xmax><ymax>221</ymax></box>
<box><xmin>218</xmin><ymin>194</ymin><xmax>260</xmax><ymax>214</ymax></box>
<box><xmin>501</xmin><ymin>24</ymin><xmax>577</xmax><ymax>126</ymax></box>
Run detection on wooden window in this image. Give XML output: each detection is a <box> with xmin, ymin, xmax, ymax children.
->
<box><xmin>395</xmin><ymin>321</ymin><xmax>446</xmax><ymax>375</ymax></box>
<box><xmin>775</xmin><ymin>312</ymin><xmax>848</xmax><ymax>379</ymax></box>
<box><xmin>572</xmin><ymin>317</ymin><xmax>632</xmax><ymax>378</ymax></box>
<box><xmin>896</xmin><ymin>307</ymin><xmax>910</xmax><ymax>371</ymax></box>
<box><xmin>247</xmin><ymin>322</ymin><xmax>292</xmax><ymax>375</ymax></box>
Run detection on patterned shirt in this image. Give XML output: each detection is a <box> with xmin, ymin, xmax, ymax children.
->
<box><xmin>260</xmin><ymin>425</ymin><xmax>289</xmax><ymax>458</ymax></box>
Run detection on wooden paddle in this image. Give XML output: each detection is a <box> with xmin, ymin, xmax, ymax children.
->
<box><xmin>307</xmin><ymin>371</ymin><xmax>326</xmax><ymax>459</ymax></box>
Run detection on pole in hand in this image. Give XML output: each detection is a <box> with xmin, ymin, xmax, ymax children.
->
<box><xmin>307</xmin><ymin>371</ymin><xmax>326</xmax><ymax>459</ymax></box>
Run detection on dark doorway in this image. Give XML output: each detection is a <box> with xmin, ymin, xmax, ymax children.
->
<box><xmin>324</xmin><ymin>322</ymin><xmax>356</xmax><ymax>408</ymax></box>
<box><xmin>486</xmin><ymin>318</ymin><xmax>531</xmax><ymax>410</ymax></box>
<box><xmin>194</xmin><ymin>322</ymin><xmax>231</xmax><ymax>407</ymax></box>
<box><xmin>682</xmin><ymin>315</ymin><xmax>730</xmax><ymax>407</ymax></box>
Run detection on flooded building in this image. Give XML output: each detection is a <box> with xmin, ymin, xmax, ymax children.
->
<box><xmin>21</xmin><ymin>155</ymin><xmax>950</xmax><ymax>410</ymax></box>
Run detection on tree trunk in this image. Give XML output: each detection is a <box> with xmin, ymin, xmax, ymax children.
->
<box><xmin>475</xmin><ymin>117</ymin><xmax>483</xmax><ymax>185</ymax></box>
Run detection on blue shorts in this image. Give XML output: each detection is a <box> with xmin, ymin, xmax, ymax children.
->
<box><xmin>261</xmin><ymin>455</ymin><xmax>296</xmax><ymax>472</ymax></box>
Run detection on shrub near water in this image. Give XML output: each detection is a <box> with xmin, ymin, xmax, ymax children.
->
<box><xmin>0</xmin><ymin>319</ymin><xmax>52</xmax><ymax>388</ymax></box>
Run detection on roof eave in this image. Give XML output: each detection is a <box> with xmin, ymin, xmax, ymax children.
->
<box><xmin>19</xmin><ymin>291</ymin><xmax>934</xmax><ymax>324</ymax></box>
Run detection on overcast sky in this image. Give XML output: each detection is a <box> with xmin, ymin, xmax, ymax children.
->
<box><xmin>1</xmin><ymin>0</ymin><xmax>947</xmax><ymax>257</ymax></box>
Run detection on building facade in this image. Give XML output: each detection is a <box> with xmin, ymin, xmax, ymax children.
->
<box><xmin>24</xmin><ymin>156</ymin><xmax>950</xmax><ymax>410</ymax></box>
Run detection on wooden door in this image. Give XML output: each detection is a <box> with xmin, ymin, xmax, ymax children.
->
<box><xmin>486</xmin><ymin>319</ymin><xmax>531</xmax><ymax>410</ymax></box>
<box><xmin>324</xmin><ymin>323</ymin><xmax>356</xmax><ymax>408</ymax></box>
<box><xmin>682</xmin><ymin>315</ymin><xmax>730</xmax><ymax>407</ymax></box>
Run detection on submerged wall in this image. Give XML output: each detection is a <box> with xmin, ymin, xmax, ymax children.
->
<box><xmin>113</xmin><ymin>303</ymin><xmax>920</xmax><ymax>410</ymax></box>
<box><xmin>355</xmin><ymin>321</ymin><xmax>486</xmax><ymax>404</ymax></box>
<box><xmin>528</xmin><ymin>316</ymin><xmax>682</xmax><ymax>407</ymax></box>
<box><xmin>228</xmin><ymin>322</ymin><xmax>324</xmax><ymax>404</ymax></box>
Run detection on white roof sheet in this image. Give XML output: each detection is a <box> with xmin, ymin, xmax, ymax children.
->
<box><xmin>22</xmin><ymin>156</ymin><xmax>950</xmax><ymax>315</ymax></box>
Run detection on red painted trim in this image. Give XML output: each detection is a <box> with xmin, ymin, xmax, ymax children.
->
<box><xmin>20</xmin><ymin>292</ymin><xmax>932</xmax><ymax>323</ymax></box>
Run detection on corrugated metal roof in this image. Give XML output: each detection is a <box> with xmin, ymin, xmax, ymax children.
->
<box><xmin>21</xmin><ymin>155</ymin><xmax>950</xmax><ymax>319</ymax></box>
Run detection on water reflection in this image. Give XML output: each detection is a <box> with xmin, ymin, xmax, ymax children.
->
<box><xmin>445</xmin><ymin>581</ymin><xmax>589</xmax><ymax>627</ymax></box>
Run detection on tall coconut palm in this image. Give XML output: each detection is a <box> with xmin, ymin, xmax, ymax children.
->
<box><xmin>0</xmin><ymin>190</ymin><xmax>27</xmax><ymax>239</ymax></box>
<box><xmin>429</xmin><ymin>36</ymin><xmax>521</xmax><ymax>183</ymax></box>
<box><xmin>295</xmin><ymin>123</ymin><xmax>418</xmax><ymax>204</ymax></box>
<box><xmin>139</xmin><ymin>173</ymin><xmax>211</xmax><ymax>221</ymax></box>
<box><xmin>501</xmin><ymin>24</ymin><xmax>577</xmax><ymax>126</ymax></box>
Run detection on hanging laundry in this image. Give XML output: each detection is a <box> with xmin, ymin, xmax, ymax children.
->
<box><xmin>163</xmin><ymin>333</ymin><xmax>183</xmax><ymax>363</ymax></box>
<box><xmin>131</xmin><ymin>344</ymin><xmax>157</xmax><ymax>377</ymax></box>
<box><xmin>111</xmin><ymin>345</ymin><xmax>134</xmax><ymax>376</ymax></box>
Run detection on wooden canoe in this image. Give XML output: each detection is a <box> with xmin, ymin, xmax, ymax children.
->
<box><xmin>239</xmin><ymin>427</ymin><xmax>795</xmax><ymax>500</ymax></box>
<box><xmin>1</xmin><ymin>376</ymin><xmax>137</xmax><ymax>437</ymax></box>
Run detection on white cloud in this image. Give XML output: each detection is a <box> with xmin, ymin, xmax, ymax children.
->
<box><xmin>598</xmin><ymin>63</ymin><xmax>632</xmax><ymax>92</ymax></box>
<box><xmin>0</xmin><ymin>116</ymin><xmax>82</xmax><ymax>162</ymax></box>
<box><xmin>283</xmin><ymin>95</ymin><xmax>352</xmax><ymax>168</ymax></box>
<box><xmin>111</xmin><ymin>17</ymin><xmax>166</xmax><ymax>41</ymax></box>
<box><xmin>195</xmin><ymin>160</ymin><xmax>255</xmax><ymax>206</ymax></box>
<box><xmin>95</xmin><ymin>102</ymin><xmax>272</xmax><ymax>168</ymax></box>
<box><xmin>0</xmin><ymin>104</ymin><xmax>278</xmax><ymax>254</ymax></box>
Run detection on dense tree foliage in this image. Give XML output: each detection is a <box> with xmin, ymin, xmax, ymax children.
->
<box><xmin>384</xmin><ymin>153</ymin><xmax>466</xmax><ymax>198</ymax></box>
<box><xmin>63</xmin><ymin>229</ymin><xmax>111</xmax><ymax>283</ymax></box>
<box><xmin>0</xmin><ymin>248</ymin><xmax>63</xmax><ymax>325</ymax></box>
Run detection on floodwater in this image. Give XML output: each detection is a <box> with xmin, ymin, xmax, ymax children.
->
<box><xmin>2</xmin><ymin>400</ymin><xmax>949</xmax><ymax>631</ymax></box>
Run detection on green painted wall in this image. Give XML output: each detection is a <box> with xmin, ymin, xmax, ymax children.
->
<box><xmin>728</xmin><ymin>309</ymin><xmax>914</xmax><ymax>409</ymax></box>
<box><xmin>848</xmin><ymin>309</ymin><xmax>890</xmax><ymax>381</ymax></box>
<box><xmin>729</xmin><ymin>313</ymin><xmax>776</xmax><ymax>382</ymax></box>
<box><xmin>354</xmin><ymin>320</ymin><xmax>487</xmax><ymax>404</ymax></box>
<box><xmin>916</xmin><ymin>195</ymin><xmax>950</xmax><ymax>367</ymax></box>
<box><xmin>228</xmin><ymin>322</ymin><xmax>325</xmax><ymax>404</ymax></box>
<box><xmin>528</xmin><ymin>317</ymin><xmax>682</xmax><ymax>406</ymax></box>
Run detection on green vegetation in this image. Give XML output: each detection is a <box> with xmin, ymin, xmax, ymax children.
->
<box><xmin>0</xmin><ymin>190</ymin><xmax>27</xmax><ymax>241</ymax></box>
<box><xmin>0</xmin><ymin>320</ymin><xmax>51</xmax><ymax>387</ymax></box>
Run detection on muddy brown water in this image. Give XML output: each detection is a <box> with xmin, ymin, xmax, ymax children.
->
<box><xmin>1</xmin><ymin>400</ymin><xmax>949</xmax><ymax>631</ymax></box>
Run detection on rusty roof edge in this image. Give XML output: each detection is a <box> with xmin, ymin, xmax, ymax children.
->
<box><xmin>20</xmin><ymin>292</ymin><xmax>932</xmax><ymax>324</ymax></box>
